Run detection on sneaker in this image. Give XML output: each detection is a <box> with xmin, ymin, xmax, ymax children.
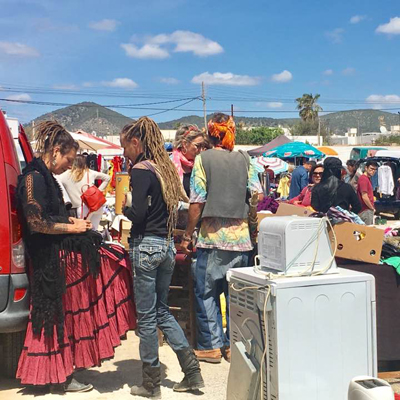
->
<box><xmin>194</xmin><ymin>348</ymin><xmax>222</xmax><ymax>364</ymax></box>
<box><xmin>221</xmin><ymin>346</ymin><xmax>231</xmax><ymax>363</ymax></box>
<box><xmin>63</xmin><ymin>378</ymin><xmax>93</xmax><ymax>393</ymax></box>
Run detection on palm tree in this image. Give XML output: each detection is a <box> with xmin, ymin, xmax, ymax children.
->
<box><xmin>295</xmin><ymin>93</ymin><xmax>323</xmax><ymax>121</ymax></box>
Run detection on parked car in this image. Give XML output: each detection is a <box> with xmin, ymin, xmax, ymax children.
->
<box><xmin>359</xmin><ymin>156</ymin><xmax>400</xmax><ymax>219</ymax></box>
<box><xmin>0</xmin><ymin>110</ymin><xmax>33</xmax><ymax>378</ymax></box>
<box><xmin>350</xmin><ymin>147</ymin><xmax>387</xmax><ymax>161</ymax></box>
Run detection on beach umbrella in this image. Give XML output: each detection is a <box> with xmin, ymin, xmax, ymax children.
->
<box><xmin>252</xmin><ymin>156</ymin><xmax>289</xmax><ymax>174</ymax></box>
<box><xmin>265</xmin><ymin>141</ymin><xmax>325</xmax><ymax>159</ymax></box>
<box><xmin>317</xmin><ymin>146</ymin><xmax>338</xmax><ymax>156</ymax></box>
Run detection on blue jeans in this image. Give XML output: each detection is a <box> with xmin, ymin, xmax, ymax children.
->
<box><xmin>130</xmin><ymin>236</ymin><xmax>189</xmax><ymax>367</ymax></box>
<box><xmin>192</xmin><ymin>248</ymin><xmax>250</xmax><ymax>350</ymax></box>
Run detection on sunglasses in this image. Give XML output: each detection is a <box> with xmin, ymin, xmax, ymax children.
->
<box><xmin>313</xmin><ymin>172</ymin><xmax>323</xmax><ymax>176</ymax></box>
<box><xmin>192</xmin><ymin>143</ymin><xmax>205</xmax><ymax>150</ymax></box>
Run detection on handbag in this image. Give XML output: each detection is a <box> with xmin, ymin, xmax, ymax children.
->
<box><xmin>81</xmin><ymin>172</ymin><xmax>106</xmax><ymax>218</ymax></box>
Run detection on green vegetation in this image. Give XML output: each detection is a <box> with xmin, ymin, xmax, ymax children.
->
<box><xmin>375</xmin><ymin>135</ymin><xmax>400</xmax><ymax>146</ymax></box>
<box><xmin>235</xmin><ymin>126</ymin><xmax>284</xmax><ymax>145</ymax></box>
<box><xmin>296</xmin><ymin>93</ymin><xmax>322</xmax><ymax>121</ymax></box>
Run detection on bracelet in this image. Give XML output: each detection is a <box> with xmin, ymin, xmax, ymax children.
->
<box><xmin>181</xmin><ymin>233</ymin><xmax>192</xmax><ymax>242</ymax></box>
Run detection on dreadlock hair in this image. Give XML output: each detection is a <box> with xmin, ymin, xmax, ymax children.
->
<box><xmin>35</xmin><ymin>121</ymin><xmax>79</xmax><ymax>156</ymax></box>
<box><xmin>121</xmin><ymin>117</ymin><xmax>183</xmax><ymax>237</ymax></box>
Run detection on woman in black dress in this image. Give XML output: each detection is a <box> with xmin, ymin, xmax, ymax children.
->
<box><xmin>16</xmin><ymin>121</ymin><xmax>136</xmax><ymax>392</ymax></box>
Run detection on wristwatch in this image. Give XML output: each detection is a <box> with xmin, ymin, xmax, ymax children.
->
<box><xmin>181</xmin><ymin>233</ymin><xmax>192</xmax><ymax>242</ymax></box>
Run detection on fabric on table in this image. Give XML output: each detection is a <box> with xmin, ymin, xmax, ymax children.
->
<box><xmin>340</xmin><ymin>261</ymin><xmax>400</xmax><ymax>365</ymax></box>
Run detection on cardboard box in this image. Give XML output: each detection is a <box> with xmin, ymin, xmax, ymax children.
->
<box><xmin>119</xmin><ymin>219</ymin><xmax>132</xmax><ymax>250</ymax></box>
<box><xmin>329</xmin><ymin>222</ymin><xmax>384</xmax><ymax>264</ymax></box>
<box><xmin>275</xmin><ymin>203</ymin><xmax>314</xmax><ymax>217</ymax></box>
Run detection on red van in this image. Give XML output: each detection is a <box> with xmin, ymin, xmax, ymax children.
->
<box><xmin>0</xmin><ymin>110</ymin><xmax>33</xmax><ymax>378</ymax></box>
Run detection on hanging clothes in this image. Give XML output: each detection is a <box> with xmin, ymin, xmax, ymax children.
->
<box><xmin>378</xmin><ymin>165</ymin><xmax>394</xmax><ymax>196</ymax></box>
<box><xmin>277</xmin><ymin>174</ymin><xmax>290</xmax><ymax>199</ymax></box>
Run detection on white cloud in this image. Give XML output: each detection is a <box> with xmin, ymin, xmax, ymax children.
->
<box><xmin>52</xmin><ymin>84</ymin><xmax>79</xmax><ymax>90</ymax></box>
<box><xmin>366</xmin><ymin>94</ymin><xmax>400</xmax><ymax>104</ymax></box>
<box><xmin>89</xmin><ymin>19</ymin><xmax>119</xmax><ymax>32</ymax></box>
<box><xmin>0</xmin><ymin>41</ymin><xmax>40</xmax><ymax>57</ymax></box>
<box><xmin>82</xmin><ymin>82</ymin><xmax>95</xmax><ymax>87</ymax></box>
<box><xmin>350</xmin><ymin>15</ymin><xmax>366</xmax><ymax>24</ymax></box>
<box><xmin>167</xmin><ymin>31</ymin><xmax>223</xmax><ymax>56</ymax></box>
<box><xmin>191</xmin><ymin>72</ymin><xmax>261</xmax><ymax>86</ymax></box>
<box><xmin>121</xmin><ymin>43</ymin><xmax>170</xmax><ymax>59</ymax></box>
<box><xmin>101</xmin><ymin>78</ymin><xmax>138</xmax><ymax>89</ymax></box>
<box><xmin>342</xmin><ymin>67</ymin><xmax>356</xmax><ymax>75</ymax></box>
<box><xmin>366</xmin><ymin>94</ymin><xmax>400</xmax><ymax>110</ymax></box>
<box><xmin>323</xmin><ymin>69</ymin><xmax>333</xmax><ymax>76</ymax></box>
<box><xmin>160</xmin><ymin>77</ymin><xmax>180</xmax><ymax>85</ymax></box>
<box><xmin>376</xmin><ymin>17</ymin><xmax>400</xmax><ymax>35</ymax></box>
<box><xmin>266</xmin><ymin>102</ymin><xmax>283</xmax><ymax>108</ymax></box>
<box><xmin>271</xmin><ymin>70</ymin><xmax>292</xmax><ymax>83</ymax></box>
<box><xmin>122</xmin><ymin>30</ymin><xmax>223</xmax><ymax>59</ymax></box>
<box><xmin>7</xmin><ymin>93</ymin><xmax>32</xmax><ymax>101</ymax></box>
<box><xmin>325</xmin><ymin>28</ymin><xmax>344</xmax><ymax>43</ymax></box>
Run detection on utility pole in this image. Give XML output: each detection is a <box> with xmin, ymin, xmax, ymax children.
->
<box><xmin>398</xmin><ymin>112</ymin><xmax>400</xmax><ymax>134</ymax></box>
<box><xmin>317</xmin><ymin>118</ymin><xmax>321</xmax><ymax>146</ymax></box>
<box><xmin>202</xmin><ymin>82</ymin><xmax>207</xmax><ymax>130</ymax></box>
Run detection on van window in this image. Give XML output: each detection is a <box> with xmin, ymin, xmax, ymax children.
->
<box><xmin>13</xmin><ymin>139</ymin><xmax>26</xmax><ymax>171</ymax></box>
<box><xmin>350</xmin><ymin>148</ymin><xmax>360</xmax><ymax>160</ymax></box>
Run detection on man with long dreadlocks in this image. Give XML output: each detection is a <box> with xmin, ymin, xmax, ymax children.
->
<box><xmin>120</xmin><ymin>117</ymin><xmax>204</xmax><ymax>398</ymax></box>
<box><xmin>180</xmin><ymin>113</ymin><xmax>262</xmax><ymax>364</ymax></box>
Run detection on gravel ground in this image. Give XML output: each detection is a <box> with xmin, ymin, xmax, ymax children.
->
<box><xmin>0</xmin><ymin>331</ymin><xmax>230</xmax><ymax>400</ymax></box>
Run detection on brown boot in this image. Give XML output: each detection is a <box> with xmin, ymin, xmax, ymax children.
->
<box><xmin>194</xmin><ymin>348</ymin><xmax>222</xmax><ymax>364</ymax></box>
<box><xmin>221</xmin><ymin>346</ymin><xmax>231</xmax><ymax>363</ymax></box>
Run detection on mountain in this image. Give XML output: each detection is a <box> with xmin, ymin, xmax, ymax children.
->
<box><xmin>159</xmin><ymin>110</ymin><xmax>400</xmax><ymax>134</ymax></box>
<box><xmin>24</xmin><ymin>102</ymin><xmax>133</xmax><ymax>138</ymax></box>
<box><xmin>24</xmin><ymin>102</ymin><xmax>400</xmax><ymax>139</ymax></box>
<box><xmin>157</xmin><ymin>115</ymin><xmax>299</xmax><ymax>129</ymax></box>
<box><xmin>320</xmin><ymin>109</ymin><xmax>400</xmax><ymax>134</ymax></box>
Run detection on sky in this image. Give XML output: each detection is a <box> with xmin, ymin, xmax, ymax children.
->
<box><xmin>0</xmin><ymin>0</ymin><xmax>400</xmax><ymax>126</ymax></box>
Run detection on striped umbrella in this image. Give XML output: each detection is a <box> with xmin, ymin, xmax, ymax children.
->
<box><xmin>252</xmin><ymin>156</ymin><xmax>289</xmax><ymax>174</ymax></box>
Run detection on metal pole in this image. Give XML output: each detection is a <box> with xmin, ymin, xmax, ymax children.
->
<box><xmin>231</xmin><ymin>104</ymin><xmax>234</xmax><ymax>117</ymax></box>
<box><xmin>398</xmin><ymin>112</ymin><xmax>400</xmax><ymax>133</ymax></box>
<box><xmin>202</xmin><ymin>82</ymin><xmax>207</xmax><ymax>131</ymax></box>
<box><xmin>317</xmin><ymin>118</ymin><xmax>321</xmax><ymax>146</ymax></box>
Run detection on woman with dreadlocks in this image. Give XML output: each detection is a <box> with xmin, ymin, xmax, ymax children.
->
<box><xmin>16</xmin><ymin>121</ymin><xmax>136</xmax><ymax>392</ymax></box>
<box><xmin>120</xmin><ymin>117</ymin><xmax>204</xmax><ymax>398</ymax></box>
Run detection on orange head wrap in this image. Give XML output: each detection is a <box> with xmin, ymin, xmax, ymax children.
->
<box><xmin>207</xmin><ymin>116</ymin><xmax>236</xmax><ymax>151</ymax></box>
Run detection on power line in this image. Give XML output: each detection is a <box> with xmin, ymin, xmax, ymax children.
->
<box><xmin>1</xmin><ymin>97</ymin><xmax>399</xmax><ymax>114</ymax></box>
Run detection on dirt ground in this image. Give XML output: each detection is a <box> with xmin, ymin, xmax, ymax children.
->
<box><xmin>0</xmin><ymin>331</ymin><xmax>230</xmax><ymax>400</ymax></box>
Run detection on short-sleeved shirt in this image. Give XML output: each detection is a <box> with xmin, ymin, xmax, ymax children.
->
<box><xmin>190</xmin><ymin>153</ymin><xmax>262</xmax><ymax>251</ymax></box>
<box><xmin>357</xmin><ymin>174</ymin><xmax>374</xmax><ymax>212</ymax></box>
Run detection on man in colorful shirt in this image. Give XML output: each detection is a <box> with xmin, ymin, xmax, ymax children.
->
<box><xmin>180</xmin><ymin>113</ymin><xmax>262</xmax><ymax>364</ymax></box>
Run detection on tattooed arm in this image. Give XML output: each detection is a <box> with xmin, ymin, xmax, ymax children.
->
<box><xmin>21</xmin><ymin>173</ymin><xmax>89</xmax><ymax>235</ymax></box>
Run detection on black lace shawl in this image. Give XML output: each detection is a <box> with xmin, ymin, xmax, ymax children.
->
<box><xmin>17</xmin><ymin>157</ymin><xmax>103</xmax><ymax>340</ymax></box>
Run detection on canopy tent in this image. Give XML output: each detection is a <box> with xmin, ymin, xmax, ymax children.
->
<box><xmin>252</xmin><ymin>156</ymin><xmax>289</xmax><ymax>174</ymax></box>
<box><xmin>317</xmin><ymin>146</ymin><xmax>338</xmax><ymax>156</ymax></box>
<box><xmin>75</xmin><ymin>130</ymin><xmax>122</xmax><ymax>150</ymax></box>
<box><xmin>265</xmin><ymin>141</ymin><xmax>325</xmax><ymax>160</ymax></box>
<box><xmin>247</xmin><ymin>135</ymin><xmax>292</xmax><ymax>157</ymax></box>
<box><xmin>69</xmin><ymin>132</ymin><xmax>114</xmax><ymax>151</ymax></box>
